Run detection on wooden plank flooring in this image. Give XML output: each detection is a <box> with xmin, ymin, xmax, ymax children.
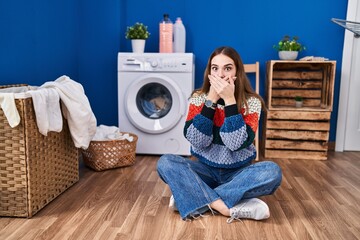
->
<box><xmin>1</xmin><ymin>151</ymin><xmax>360</xmax><ymax>240</ymax></box>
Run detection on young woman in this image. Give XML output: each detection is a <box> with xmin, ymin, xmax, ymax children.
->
<box><xmin>157</xmin><ymin>46</ymin><xmax>282</xmax><ymax>223</ymax></box>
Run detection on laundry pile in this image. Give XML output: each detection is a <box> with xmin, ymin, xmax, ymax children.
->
<box><xmin>92</xmin><ymin>125</ymin><xmax>134</xmax><ymax>142</ymax></box>
<box><xmin>0</xmin><ymin>75</ymin><xmax>97</xmax><ymax>149</ymax></box>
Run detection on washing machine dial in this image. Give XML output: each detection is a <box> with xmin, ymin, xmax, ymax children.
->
<box><xmin>150</xmin><ymin>60</ymin><xmax>158</xmax><ymax>68</ymax></box>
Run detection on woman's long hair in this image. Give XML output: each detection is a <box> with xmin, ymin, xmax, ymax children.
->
<box><xmin>192</xmin><ymin>46</ymin><xmax>264</xmax><ymax>114</ymax></box>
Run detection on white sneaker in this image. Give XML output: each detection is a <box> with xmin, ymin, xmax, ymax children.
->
<box><xmin>227</xmin><ymin>198</ymin><xmax>270</xmax><ymax>223</ymax></box>
<box><xmin>169</xmin><ymin>195</ymin><xmax>178</xmax><ymax>211</ymax></box>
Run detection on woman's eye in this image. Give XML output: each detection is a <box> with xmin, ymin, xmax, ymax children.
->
<box><xmin>225</xmin><ymin>67</ymin><xmax>232</xmax><ymax>71</ymax></box>
<box><xmin>211</xmin><ymin>66</ymin><xmax>218</xmax><ymax>71</ymax></box>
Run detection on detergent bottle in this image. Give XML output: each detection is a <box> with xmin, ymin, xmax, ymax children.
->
<box><xmin>173</xmin><ymin>17</ymin><xmax>186</xmax><ymax>53</ymax></box>
<box><xmin>159</xmin><ymin>14</ymin><xmax>173</xmax><ymax>53</ymax></box>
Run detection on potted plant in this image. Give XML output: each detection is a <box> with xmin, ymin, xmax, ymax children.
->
<box><xmin>273</xmin><ymin>35</ymin><xmax>305</xmax><ymax>60</ymax></box>
<box><xmin>295</xmin><ymin>96</ymin><xmax>303</xmax><ymax>108</ymax></box>
<box><xmin>125</xmin><ymin>22</ymin><xmax>150</xmax><ymax>53</ymax></box>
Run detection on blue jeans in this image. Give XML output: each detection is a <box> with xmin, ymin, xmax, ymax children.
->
<box><xmin>157</xmin><ymin>154</ymin><xmax>282</xmax><ymax>220</ymax></box>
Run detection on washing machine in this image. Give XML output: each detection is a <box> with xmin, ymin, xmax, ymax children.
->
<box><xmin>118</xmin><ymin>53</ymin><xmax>195</xmax><ymax>155</ymax></box>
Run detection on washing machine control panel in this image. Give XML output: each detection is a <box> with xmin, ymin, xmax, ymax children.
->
<box><xmin>118</xmin><ymin>53</ymin><xmax>194</xmax><ymax>73</ymax></box>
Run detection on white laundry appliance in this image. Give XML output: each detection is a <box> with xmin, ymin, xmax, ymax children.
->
<box><xmin>118</xmin><ymin>53</ymin><xmax>195</xmax><ymax>155</ymax></box>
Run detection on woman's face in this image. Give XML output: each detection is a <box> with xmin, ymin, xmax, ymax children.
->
<box><xmin>210</xmin><ymin>54</ymin><xmax>236</xmax><ymax>82</ymax></box>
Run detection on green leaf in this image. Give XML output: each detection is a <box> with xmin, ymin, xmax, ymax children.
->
<box><xmin>125</xmin><ymin>22</ymin><xmax>151</xmax><ymax>40</ymax></box>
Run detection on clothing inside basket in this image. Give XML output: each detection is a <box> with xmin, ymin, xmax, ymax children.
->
<box><xmin>0</xmin><ymin>76</ymin><xmax>97</xmax><ymax>149</ymax></box>
<box><xmin>92</xmin><ymin>125</ymin><xmax>134</xmax><ymax>142</ymax></box>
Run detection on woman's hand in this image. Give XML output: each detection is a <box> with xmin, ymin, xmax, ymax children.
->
<box><xmin>208</xmin><ymin>75</ymin><xmax>236</xmax><ymax>105</ymax></box>
<box><xmin>207</xmin><ymin>83</ymin><xmax>220</xmax><ymax>103</ymax></box>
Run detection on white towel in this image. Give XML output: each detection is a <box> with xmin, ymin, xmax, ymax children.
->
<box><xmin>0</xmin><ymin>93</ymin><xmax>20</xmax><ymax>128</ymax></box>
<box><xmin>41</xmin><ymin>76</ymin><xmax>97</xmax><ymax>149</ymax></box>
<box><xmin>27</xmin><ymin>88</ymin><xmax>63</xmax><ymax>135</ymax></box>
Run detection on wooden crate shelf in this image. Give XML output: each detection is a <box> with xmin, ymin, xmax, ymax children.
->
<box><xmin>262</xmin><ymin>109</ymin><xmax>331</xmax><ymax>160</ymax></box>
<box><xmin>266</xmin><ymin>60</ymin><xmax>336</xmax><ymax>111</ymax></box>
<box><xmin>262</xmin><ymin>61</ymin><xmax>336</xmax><ymax>161</ymax></box>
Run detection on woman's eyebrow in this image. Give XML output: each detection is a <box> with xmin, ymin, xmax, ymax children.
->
<box><xmin>211</xmin><ymin>63</ymin><xmax>233</xmax><ymax>67</ymax></box>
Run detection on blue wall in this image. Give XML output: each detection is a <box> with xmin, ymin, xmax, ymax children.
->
<box><xmin>0</xmin><ymin>0</ymin><xmax>348</xmax><ymax>142</ymax></box>
<box><xmin>78</xmin><ymin>0</ymin><xmax>123</xmax><ymax>125</ymax></box>
<box><xmin>0</xmin><ymin>0</ymin><xmax>79</xmax><ymax>84</ymax></box>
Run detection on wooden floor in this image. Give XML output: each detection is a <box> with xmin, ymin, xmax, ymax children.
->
<box><xmin>1</xmin><ymin>151</ymin><xmax>360</xmax><ymax>240</ymax></box>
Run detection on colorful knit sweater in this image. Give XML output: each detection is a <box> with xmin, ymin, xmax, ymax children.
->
<box><xmin>184</xmin><ymin>93</ymin><xmax>261</xmax><ymax>168</ymax></box>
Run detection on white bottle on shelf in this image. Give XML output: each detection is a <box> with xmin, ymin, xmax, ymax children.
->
<box><xmin>173</xmin><ymin>17</ymin><xmax>186</xmax><ymax>53</ymax></box>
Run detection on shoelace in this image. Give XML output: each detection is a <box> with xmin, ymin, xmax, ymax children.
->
<box><xmin>226</xmin><ymin>207</ymin><xmax>251</xmax><ymax>224</ymax></box>
<box><xmin>227</xmin><ymin>216</ymin><xmax>244</xmax><ymax>224</ymax></box>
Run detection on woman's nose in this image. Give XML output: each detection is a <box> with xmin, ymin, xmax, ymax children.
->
<box><xmin>217</xmin><ymin>69</ymin><xmax>225</xmax><ymax>78</ymax></box>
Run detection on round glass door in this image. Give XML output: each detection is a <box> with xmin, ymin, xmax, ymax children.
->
<box><xmin>125</xmin><ymin>73</ymin><xmax>186</xmax><ymax>134</ymax></box>
<box><xmin>136</xmin><ymin>82</ymin><xmax>172</xmax><ymax>119</ymax></box>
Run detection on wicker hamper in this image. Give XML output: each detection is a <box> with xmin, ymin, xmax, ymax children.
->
<box><xmin>81</xmin><ymin>133</ymin><xmax>138</xmax><ymax>171</ymax></box>
<box><xmin>0</xmin><ymin>85</ymin><xmax>79</xmax><ymax>218</ymax></box>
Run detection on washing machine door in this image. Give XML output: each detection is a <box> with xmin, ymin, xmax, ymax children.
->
<box><xmin>124</xmin><ymin>73</ymin><xmax>186</xmax><ymax>134</ymax></box>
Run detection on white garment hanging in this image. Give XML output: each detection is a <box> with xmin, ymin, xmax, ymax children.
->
<box><xmin>41</xmin><ymin>76</ymin><xmax>97</xmax><ymax>149</ymax></box>
<box><xmin>27</xmin><ymin>88</ymin><xmax>63</xmax><ymax>136</ymax></box>
<box><xmin>0</xmin><ymin>93</ymin><xmax>20</xmax><ymax>128</ymax></box>
<box><xmin>0</xmin><ymin>78</ymin><xmax>96</xmax><ymax>149</ymax></box>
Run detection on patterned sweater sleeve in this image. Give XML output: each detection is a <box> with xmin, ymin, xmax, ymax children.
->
<box><xmin>184</xmin><ymin>94</ymin><xmax>217</xmax><ymax>148</ymax></box>
<box><xmin>220</xmin><ymin>97</ymin><xmax>261</xmax><ymax>151</ymax></box>
<box><xmin>184</xmin><ymin>95</ymin><xmax>261</xmax><ymax>152</ymax></box>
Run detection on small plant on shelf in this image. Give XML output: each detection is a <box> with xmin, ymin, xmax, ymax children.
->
<box><xmin>273</xmin><ymin>35</ymin><xmax>306</xmax><ymax>52</ymax></box>
<box><xmin>125</xmin><ymin>22</ymin><xmax>150</xmax><ymax>40</ymax></box>
<box><xmin>295</xmin><ymin>96</ymin><xmax>303</xmax><ymax>102</ymax></box>
<box><xmin>295</xmin><ymin>96</ymin><xmax>303</xmax><ymax>108</ymax></box>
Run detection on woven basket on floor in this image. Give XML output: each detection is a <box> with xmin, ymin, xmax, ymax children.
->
<box><xmin>0</xmin><ymin>84</ymin><xmax>79</xmax><ymax>218</ymax></box>
<box><xmin>81</xmin><ymin>133</ymin><xmax>138</xmax><ymax>171</ymax></box>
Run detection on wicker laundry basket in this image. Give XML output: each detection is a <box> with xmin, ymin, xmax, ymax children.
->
<box><xmin>81</xmin><ymin>133</ymin><xmax>138</xmax><ymax>171</ymax></box>
<box><xmin>0</xmin><ymin>84</ymin><xmax>79</xmax><ymax>218</ymax></box>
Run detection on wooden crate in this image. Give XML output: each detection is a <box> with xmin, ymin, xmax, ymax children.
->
<box><xmin>266</xmin><ymin>61</ymin><xmax>336</xmax><ymax>111</ymax></box>
<box><xmin>262</xmin><ymin>109</ymin><xmax>331</xmax><ymax>160</ymax></box>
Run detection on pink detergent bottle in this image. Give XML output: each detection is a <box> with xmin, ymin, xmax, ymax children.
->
<box><xmin>159</xmin><ymin>14</ymin><xmax>173</xmax><ymax>53</ymax></box>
